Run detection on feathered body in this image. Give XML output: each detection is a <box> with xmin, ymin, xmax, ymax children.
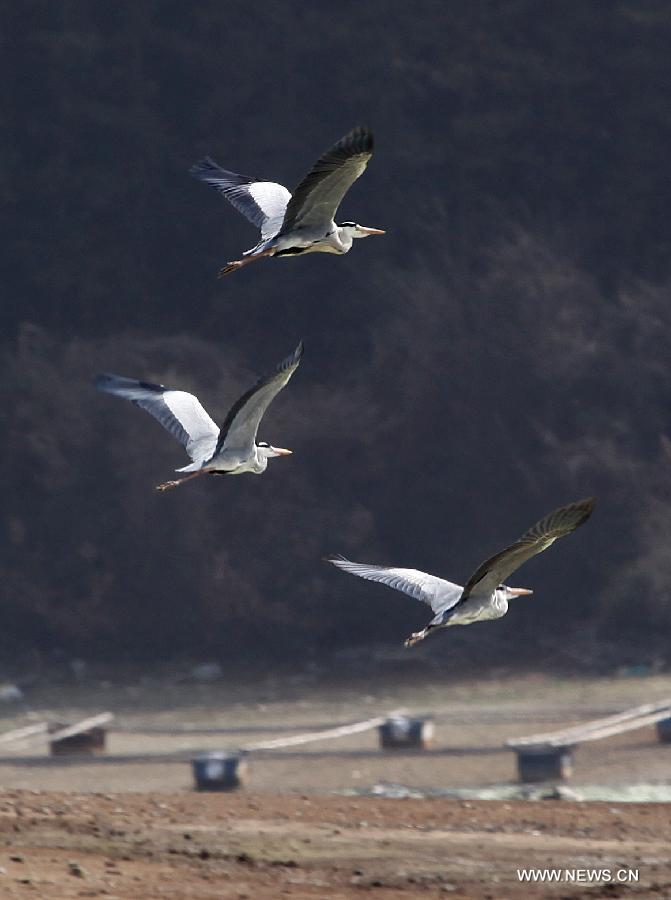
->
<box><xmin>190</xmin><ymin>127</ymin><xmax>384</xmax><ymax>275</ymax></box>
<box><xmin>96</xmin><ymin>343</ymin><xmax>303</xmax><ymax>490</ymax></box>
<box><xmin>327</xmin><ymin>498</ymin><xmax>596</xmax><ymax>646</ymax></box>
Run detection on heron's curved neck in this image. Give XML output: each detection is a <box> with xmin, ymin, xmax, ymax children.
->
<box><xmin>493</xmin><ymin>589</ymin><xmax>509</xmax><ymax>614</ymax></box>
<box><xmin>253</xmin><ymin>447</ymin><xmax>269</xmax><ymax>473</ymax></box>
<box><xmin>336</xmin><ymin>226</ymin><xmax>354</xmax><ymax>251</ymax></box>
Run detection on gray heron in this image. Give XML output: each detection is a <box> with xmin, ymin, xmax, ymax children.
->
<box><xmin>190</xmin><ymin>126</ymin><xmax>384</xmax><ymax>277</ymax></box>
<box><xmin>95</xmin><ymin>342</ymin><xmax>303</xmax><ymax>491</ymax></box>
<box><xmin>327</xmin><ymin>497</ymin><xmax>595</xmax><ymax>646</ymax></box>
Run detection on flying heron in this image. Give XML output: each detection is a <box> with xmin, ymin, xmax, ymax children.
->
<box><xmin>95</xmin><ymin>342</ymin><xmax>303</xmax><ymax>491</ymax></box>
<box><xmin>326</xmin><ymin>497</ymin><xmax>596</xmax><ymax>646</ymax></box>
<box><xmin>190</xmin><ymin>126</ymin><xmax>384</xmax><ymax>276</ymax></box>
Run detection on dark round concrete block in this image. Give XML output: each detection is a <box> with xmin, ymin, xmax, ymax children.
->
<box><xmin>192</xmin><ymin>752</ymin><xmax>248</xmax><ymax>791</ymax></box>
<box><xmin>379</xmin><ymin>716</ymin><xmax>434</xmax><ymax>750</ymax></box>
<box><xmin>656</xmin><ymin>717</ymin><xmax>671</xmax><ymax>744</ymax></box>
<box><xmin>516</xmin><ymin>745</ymin><xmax>573</xmax><ymax>783</ymax></box>
<box><xmin>48</xmin><ymin>724</ymin><xmax>107</xmax><ymax>757</ymax></box>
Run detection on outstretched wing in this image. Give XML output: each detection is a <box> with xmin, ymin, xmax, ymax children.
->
<box><xmin>326</xmin><ymin>556</ymin><xmax>463</xmax><ymax>615</ymax></box>
<box><xmin>460</xmin><ymin>497</ymin><xmax>596</xmax><ymax>601</ymax></box>
<box><xmin>190</xmin><ymin>158</ymin><xmax>291</xmax><ymax>240</ymax></box>
<box><xmin>95</xmin><ymin>373</ymin><xmax>220</xmax><ymax>465</ymax></box>
<box><xmin>279</xmin><ymin>126</ymin><xmax>373</xmax><ymax>235</ymax></box>
<box><xmin>216</xmin><ymin>342</ymin><xmax>303</xmax><ymax>455</ymax></box>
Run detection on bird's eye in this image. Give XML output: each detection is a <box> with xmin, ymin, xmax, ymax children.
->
<box><xmin>340</xmin><ymin>221</ymin><xmax>356</xmax><ymax>227</ymax></box>
<box><xmin>257</xmin><ymin>441</ymin><xmax>270</xmax><ymax>448</ymax></box>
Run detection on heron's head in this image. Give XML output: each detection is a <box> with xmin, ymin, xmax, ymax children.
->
<box><xmin>338</xmin><ymin>221</ymin><xmax>386</xmax><ymax>239</ymax></box>
<box><xmin>498</xmin><ymin>584</ymin><xmax>534</xmax><ymax>600</ymax></box>
<box><xmin>256</xmin><ymin>440</ymin><xmax>292</xmax><ymax>460</ymax></box>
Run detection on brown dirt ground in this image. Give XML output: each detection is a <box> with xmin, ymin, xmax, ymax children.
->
<box><xmin>1</xmin><ymin>673</ymin><xmax>671</xmax><ymax>897</ymax></box>
<box><xmin>0</xmin><ymin>790</ymin><xmax>669</xmax><ymax>899</ymax></box>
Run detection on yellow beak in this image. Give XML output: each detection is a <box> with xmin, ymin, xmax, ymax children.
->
<box><xmin>274</xmin><ymin>447</ymin><xmax>293</xmax><ymax>456</ymax></box>
<box><xmin>358</xmin><ymin>226</ymin><xmax>386</xmax><ymax>235</ymax></box>
<box><xmin>508</xmin><ymin>587</ymin><xmax>533</xmax><ymax>597</ymax></box>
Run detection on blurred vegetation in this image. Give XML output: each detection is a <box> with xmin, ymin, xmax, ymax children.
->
<box><xmin>2</xmin><ymin>2</ymin><xmax>671</xmax><ymax>665</ymax></box>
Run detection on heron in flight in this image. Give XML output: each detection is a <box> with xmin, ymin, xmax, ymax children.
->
<box><xmin>327</xmin><ymin>497</ymin><xmax>595</xmax><ymax>646</ymax></box>
<box><xmin>190</xmin><ymin>126</ymin><xmax>384</xmax><ymax>276</ymax></box>
<box><xmin>95</xmin><ymin>342</ymin><xmax>303</xmax><ymax>491</ymax></box>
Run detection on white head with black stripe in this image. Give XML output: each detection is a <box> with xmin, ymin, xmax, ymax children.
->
<box><xmin>495</xmin><ymin>583</ymin><xmax>534</xmax><ymax>606</ymax></box>
<box><xmin>255</xmin><ymin>440</ymin><xmax>292</xmax><ymax>467</ymax></box>
<box><xmin>337</xmin><ymin>220</ymin><xmax>385</xmax><ymax>249</ymax></box>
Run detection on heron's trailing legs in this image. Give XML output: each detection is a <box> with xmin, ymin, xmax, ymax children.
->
<box><xmin>155</xmin><ymin>469</ymin><xmax>208</xmax><ymax>492</ymax></box>
<box><xmin>218</xmin><ymin>248</ymin><xmax>275</xmax><ymax>278</ymax></box>
<box><xmin>404</xmin><ymin>628</ymin><xmax>429</xmax><ymax>648</ymax></box>
<box><xmin>404</xmin><ymin>622</ymin><xmax>442</xmax><ymax>648</ymax></box>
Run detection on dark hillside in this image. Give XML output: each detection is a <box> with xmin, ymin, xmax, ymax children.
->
<box><xmin>2</xmin><ymin>2</ymin><xmax>670</xmax><ymax>664</ymax></box>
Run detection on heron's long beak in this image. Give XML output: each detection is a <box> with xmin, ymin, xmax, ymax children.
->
<box><xmin>358</xmin><ymin>226</ymin><xmax>386</xmax><ymax>235</ymax></box>
<box><xmin>273</xmin><ymin>447</ymin><xmax>293</xmax><ymax>456</ymax></box>
<box><xmin>508</xmin><ymin>587</ymin><xmax>533</xmax><ymax>597</ymax></box>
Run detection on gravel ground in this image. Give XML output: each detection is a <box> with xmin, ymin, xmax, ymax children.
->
<box><xmin>0</xmin><ymin>790</ymin><xmax>669</xmax><ymax>898</ymax></box>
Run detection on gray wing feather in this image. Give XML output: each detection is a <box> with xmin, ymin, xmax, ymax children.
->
<box><xmin>326</xmin><ymin>556</ymin><xmax>463</xmax><ymax>615</ymax></box>
<box><xmin>95</xmin><ymin>373</ymin><xmax>220</xmax><ymax>464</ymax></box>
<box><xmin>190</xmin><ymin>158</ymin><xmax>291</xmax><ymax>240</ymax></box>
<box><xmin>216</xmin><ymin>342</ymin><xmax>303</xmax><ymax>455</ymax></box>
<box><xmin>279</xmin><ymin>126</ymin><xmax>373</xmax><ymax>234</ymax></box>
<box><xmin>460</xmin><ymin>497</ymin><xmax>597</xmax><ymax>601</ymax></box>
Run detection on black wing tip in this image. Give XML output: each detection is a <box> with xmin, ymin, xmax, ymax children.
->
<box><xmin>278</xmin><ymin>340</ymin><xmax>304</xmax><ymax>372</ymax></box>
<box><xmin>573</xmin><ymin>495</ymin><xmax>597</xmax><ymax>522</ymax></box>
<box><xmin>568</xmin><ymin>495</ymin><xmax>597</xmax><ymax>517</ymax></box>
<box><xmin>138</xmin><ymin>379</ymin><xmax>167</xmax><ymax>393</ymax></box>
<box><xmin>333</xmin><ymin>125</ymin><xmax>373</xmax><ymax>156</ymax></box>
<box><xmin>94</xmin><ymin>372</ymin><xmax>166</xmax><ymax>394</ymax></box>
<box><xmin>189</xmin><ymin>156</ymin><xmax>219</xmax><ymax>178</ymax></box>
<box><xmin>349</xmin><ymin>124</ymin><xmax>373</xmax><ymax>144</ymax></box>
<box><xmin>94</xmin><ymin>372</ymin><xmax>115</xmax><ymax>391</ymax></box>
<box><xmin>189</xmin><ymin>158</ymin><xmax>259</xmax><ymax>187</ymax></box>
<box><xmin>543</xmin><ymin>496</ymin><xmax>596</xmax><ymax>535</ymax></box>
